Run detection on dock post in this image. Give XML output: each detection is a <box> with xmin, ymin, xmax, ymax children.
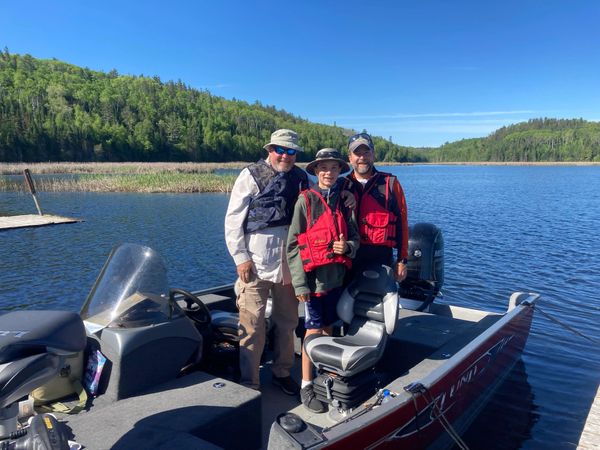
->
<box><xmin>23</xmin><ymin>169</ymin><xmax>43</xmax><ymax>216</ymax></box>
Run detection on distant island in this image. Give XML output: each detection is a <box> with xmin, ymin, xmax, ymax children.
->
<box><xmin>1</xmin><ymin>49</ymin><xmax>599</xmax><ymax>164</ymax></box>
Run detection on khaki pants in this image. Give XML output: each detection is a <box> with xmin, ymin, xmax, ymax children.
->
<box><xmin>236</xmin><ymin>276</ymin><xmax>299</xmax><ymax>389</ymax></box>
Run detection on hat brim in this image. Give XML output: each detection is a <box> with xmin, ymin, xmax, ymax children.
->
<box><xmin>263</xmin><ymin>141</ymin><xmax>304</xmax><ymax>152</ymax></box>
<box><xmin>306</xmin><ymin>158</ymin><xmax>350</xmax><ymax>176</ymax></box>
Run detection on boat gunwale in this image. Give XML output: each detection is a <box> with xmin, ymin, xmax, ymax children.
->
<box><xmin>317</xmin><ymin>292</ymin><xmax>539</xmax><ymax>444</ymax></box>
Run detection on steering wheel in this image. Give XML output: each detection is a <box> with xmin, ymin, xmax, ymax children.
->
<box><xmin>169</xmin><ymin>288</ymin><xmax>211</xmax><ymax>325</ymax></box>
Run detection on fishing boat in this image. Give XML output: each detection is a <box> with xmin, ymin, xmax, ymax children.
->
<box><xmin>0</xmin><ymin>223</ymin><xmax>539</xmax><ymax>449</ymax></box>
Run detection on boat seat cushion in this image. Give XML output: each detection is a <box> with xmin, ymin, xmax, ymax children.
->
<box><xmin>210</xmin><ymin>310</ymin><xmax>239</xmax><ymax>342</ymax></box>
<box><xmin>0</xmin><ymin>311</ymin><xmax>86</xmax><ymax>363</ymax></box>
<box><xmin>305</xmin><ymin>265</ymin><xmax>398</xmax><ymax>379</ymax></box>
<box><xmin>304</xmin><ymin>320</ymin><xmax>387</xmax><ymax>377</ymax></box>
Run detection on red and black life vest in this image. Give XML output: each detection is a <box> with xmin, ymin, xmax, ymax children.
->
<box><xmin>297</xmin><ymin>189</ymin><xmax>352</xmax><ymax>272</ymax></box>
<box><xmin>357</xmin><ymin>174</ymin><xmax>397</xmax><ymax>248</ymax></box>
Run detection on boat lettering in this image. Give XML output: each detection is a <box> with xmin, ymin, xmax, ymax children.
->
<box><xmin>447</xmin><ymin>364</ymin><xmax>478</xmax><ymax>402</ymax></box>
<box><xmin>391</xmin><ymin>334</ymin><xmax>514</xmax><ymax>440</ymax></box>
<box><xmin>441</xmin><ymin>334</ymin><xmax>513</xmax><ymax>408</ymax></box>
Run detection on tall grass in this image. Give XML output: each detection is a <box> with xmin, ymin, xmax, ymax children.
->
<box><xmin>0</xmin><ymin>162</ymin><xmax>248</xmax><ymax>175</ymax></box>
<box><xmin>0</xmin><ymin>163</ymin><xmax>241</xmax><ymax>193</ymax></box>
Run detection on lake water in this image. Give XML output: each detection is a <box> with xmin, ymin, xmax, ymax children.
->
<box><xmin>1</xmin><ymin>165</ymin><xmax>599</xmax><ymax>449</ymax></box>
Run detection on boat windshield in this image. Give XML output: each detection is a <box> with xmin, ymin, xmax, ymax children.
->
<box><xmin>80</xmin><ymin>243</ymin><xmax>180</xmax><ymax>331</ymax></box>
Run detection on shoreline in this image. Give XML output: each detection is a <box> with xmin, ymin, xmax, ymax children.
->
<box><xmin>0</xmin><ymin>172</ymin><xmax>238</xmax><ymax>193</ymax></box>
<box><xmin>1</xmin><ymin>161</ymin><xmax>597</xmax><ymax>194</ymax></box>
<box><xmin>0</xmin><ymin>162</ymin><xmax>248</xmax><ymax>175</ymax></box>
<box><xmin>1</xmin><ymin>160</ymin><xmax>598</xmax><ymax>176</ymax></box>
<box><xmin>397</xmin><ymin>161</ymin><xmax>600</xmax><ymax>166</ymax></box>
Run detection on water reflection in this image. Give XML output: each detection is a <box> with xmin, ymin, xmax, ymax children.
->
<box><xmin>458</xmin><ymin>359</ymin><xmax>539</xmax><ymax>449</ymax></box>
<box><xmin>213</xmin><ymin>168</ymin><xmax>241</xmax><ymax>176</ymax></box>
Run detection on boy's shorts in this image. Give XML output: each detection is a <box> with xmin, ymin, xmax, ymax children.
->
<box><xmin>304</xmin><ymin>287</ymin><xmax>343</xmax><ymax>329</ymax></box>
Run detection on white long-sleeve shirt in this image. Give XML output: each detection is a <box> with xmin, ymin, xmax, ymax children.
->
<box><xmin>224</xmin><ymin>165</ymin><xmax>293</xmax><ymax>284</ymax></box>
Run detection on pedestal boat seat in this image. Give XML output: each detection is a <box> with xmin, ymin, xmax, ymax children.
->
<box><xmin>305</xmin><ymin>264</ymin><xmax>399</xmax><ymax>410</ymax></box>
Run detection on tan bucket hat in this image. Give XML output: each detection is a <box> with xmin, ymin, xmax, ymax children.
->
<box><xmin>305</xmin><ymin>148</ymin><xmax>350</xmax><ymax>175</ymax></box>
<box><xmin>263</xmin><ymin>129</ymin><xmax>304</xmax><ymax>152</ymax></box>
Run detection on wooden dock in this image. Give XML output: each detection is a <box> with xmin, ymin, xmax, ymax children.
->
<box><xmin>0</xmin><ymin>214</ymin><xmax>81</xmax><ymax>231</ymax></box>
<box><xmin>578</xmin><ymin>385</ymin><xmax>600</xmax><ymax>449</ymax></box>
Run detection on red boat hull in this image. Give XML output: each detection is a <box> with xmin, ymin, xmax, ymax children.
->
<box><xmin>321</xmin><ymin>302</ymin><xmax>535</xmax><ymax>450</ymax></box>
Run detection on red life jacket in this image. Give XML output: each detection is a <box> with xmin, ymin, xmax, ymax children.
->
<box><xmin>357</xmin><ymin>174</ymin><xmax>397</xmax><ymax>247</ymax></box>
<box><xmin>297</xmin><ymin>189</ymin><xmax>352</xmax><ymax>272</ymax></box>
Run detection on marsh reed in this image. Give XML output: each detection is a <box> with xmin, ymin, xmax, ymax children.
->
<box><xmin>0</xmin><ymin>162</ymin><xmax>242</xmax><ymax>193</ymax></box>
<box><xmin>0</xmin><ymin>162</ymin><xmax>247</xmax><ymax>175</ymax></box>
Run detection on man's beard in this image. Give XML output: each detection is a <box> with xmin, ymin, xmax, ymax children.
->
<box><xmin>275</xmin><ymin>161</ymin><xmax>293</xmax><ymax>172</ymax></box>
<box><xmin>355</xmin><ymin>162</ymin><xmax>372</xmax><ymax>175</ymax></box>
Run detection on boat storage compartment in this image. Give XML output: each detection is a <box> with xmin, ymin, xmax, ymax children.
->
<box><xmin>67</xmin><ymin>371</ymin><xmax>261</xmax><ymax>449</ymax></box>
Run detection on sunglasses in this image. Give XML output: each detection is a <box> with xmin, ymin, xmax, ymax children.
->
<box><xmin>348</xmin><ymin>132</ymin><xmax>374</xmax><ymax>147</ymax></box>
<box><xmin>273</xmin><ymin>146</ymin><xmax>298</xmax><ymax>156</ymax></box>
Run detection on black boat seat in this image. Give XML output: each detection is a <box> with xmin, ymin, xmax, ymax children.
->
<box><xmin>305</xmin><ymin>317</ymin><xmax>387</xmax><ymax>376</ymax></box>
<box><xmin>0</xmin><ymin>311</ymin><xmax>86</xmax><ymax>409</ymax></box>
<box><xmin>305</xmin><ymin>265</ymin><xmax>399</xmax><ymax>378</ymax></box>
<box><xmin>210</xmin><ymin>310</ymin><xmax>239</xmax><ymax>342</ymax></box>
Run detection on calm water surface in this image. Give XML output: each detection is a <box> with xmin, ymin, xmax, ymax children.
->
<box><xmin>1</xmin><ymin>165</ymin><xmax>599</xmax><ymax>449</ymax></box>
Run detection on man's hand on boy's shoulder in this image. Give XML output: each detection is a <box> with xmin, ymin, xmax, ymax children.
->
<box><xmin>341</xmin><ymin>190</ymin><xmax>356</xmax><ymax>209</ymax></box>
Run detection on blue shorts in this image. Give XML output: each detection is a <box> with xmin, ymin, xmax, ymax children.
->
<box><xmin>304</xmin><ymin>287</ymin><xmax>343</xmax><ymax>329</ymax></box>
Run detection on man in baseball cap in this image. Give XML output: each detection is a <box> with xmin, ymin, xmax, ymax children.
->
<box><xmin>345</xmin><ymin>132</ymin><xmax>409</xmax><ymax>281</ymax></box>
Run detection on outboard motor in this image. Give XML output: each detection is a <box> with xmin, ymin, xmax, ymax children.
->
<box><xmin>400</xmin><ymin>223</ymin><xmax>444</xmax><ymax>309</ymax></box>
<box><xmin>80</xmin><ymin>243</ymin><xmax>202</xmax><ymax>402</ymax></box>
<box><xmin>0</xmin><ymin>310</ymin><xmax>86</xmax><ymax>448</ymax></box>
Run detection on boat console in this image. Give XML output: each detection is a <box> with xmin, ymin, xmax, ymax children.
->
<box><xmin>67</xmin><ymin>243</ymin><xmax>260</xmax><ymax>448</ymax></box>
<box><xmin>79</xmin><ymin>243</ymin><xmax>203</xmax><ymax>402</ymax></box>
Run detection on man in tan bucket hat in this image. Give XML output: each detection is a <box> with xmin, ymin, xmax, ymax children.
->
<box><xmin>224</xmin><ymin>129</ymin><xmax>308</xmax><ymax>395</ymax></box>
<box><xmin>262</xmin><ymin>128</ymin><xmax>304</xmax><ymax>153</ymax></box>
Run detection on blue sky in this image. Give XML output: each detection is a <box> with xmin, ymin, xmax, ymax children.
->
<box><xmin>2</xmin><ymin>0</ymin><xmax>599</xmax><ymax>147</ymax></box>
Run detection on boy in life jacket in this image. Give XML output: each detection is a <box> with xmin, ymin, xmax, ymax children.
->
<box><xmin>345</xmin><ymin>133</ymin><xmax>409</xmax><ymax>281</ymax></box>
<box><xmin>286</xmin><ymin>148</ymin><xmax>360</xmax><ymax>413</ymax></box>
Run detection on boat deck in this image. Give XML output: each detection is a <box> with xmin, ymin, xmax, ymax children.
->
<box><xmin>258</xmin><ymin>305</ymin><xmax>503</xmax><ymax>444</ymax></box>
<box><xmin>63</xmin><ymin>292</ymin><xmax>504</xmax><ymax>449</ymax></box>
<box><xmin>66</xmin><ymin>371</ymin><xmax>262</xmax><ymax>450</ymax></box>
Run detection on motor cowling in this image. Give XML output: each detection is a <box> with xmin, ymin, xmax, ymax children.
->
<box><xmin>400</xmin><ymin>223</ymin><xmax>444</xmax><ymax>301</ymax></box>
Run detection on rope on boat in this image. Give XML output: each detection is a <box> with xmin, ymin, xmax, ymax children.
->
<box><xmin>535</xmin><ymin>306</ymin><xmax>600</xmax><ymax>345</ymax></box>
<box><xmin>408</xmin><ymin>388</ymin><xmax>424</xmax><ymax>448</ymax></box>
<box><xmin>404</xmin><ymin>383</ymin><xmax>470</xmax><ymax>450</ymax></box>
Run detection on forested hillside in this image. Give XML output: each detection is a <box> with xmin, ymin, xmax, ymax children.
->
<box><xmin>426</xmin><ymin>118</ymin><xmax>600</xmax><ymax>162</ymax></box>
<box><xmin>0</xmin><ymin>50</ymin><xmax>423</xmax><ymax>163</ymax></box>
<box><xmin>1</xmin><ymin>51</ymin><xmax>598</xmax><ymax>164</ymax></box>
